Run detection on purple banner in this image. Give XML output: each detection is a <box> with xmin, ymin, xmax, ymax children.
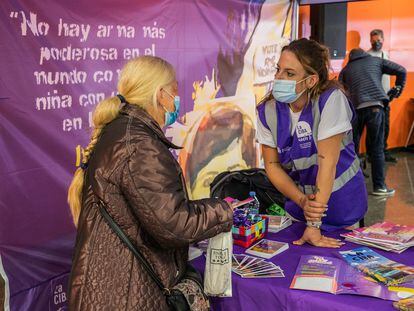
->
<box><xmin>0</xmin><ymin>0</ymin><xmax>293</xmax><ymax>309</ymax></box>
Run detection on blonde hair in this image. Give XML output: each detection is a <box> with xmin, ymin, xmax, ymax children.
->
<box><xmin>68</xmin><ymin>56</ymin><xmax>176</xmax><ymax>226</ymax></box>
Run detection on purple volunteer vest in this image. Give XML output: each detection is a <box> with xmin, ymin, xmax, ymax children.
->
<box><xmin>257</xmin><ymin>88</ymin><xmax>367</xmax><ymax>231</ymax></box>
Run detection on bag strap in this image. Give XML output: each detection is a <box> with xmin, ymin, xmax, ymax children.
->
<box><xmin>98</xmin><ymin>201</ymin><xmax>170</xmax><ymax>294</ymax></box>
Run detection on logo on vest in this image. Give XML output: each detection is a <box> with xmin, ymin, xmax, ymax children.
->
<box><xmin>296</xmin><ymin>121</ymin><xmax>312</xmax><ymax>138</ymax></box>
<box><xmin>296</xmin><ymin>121</ymin><xmax>313</xmax><ymax>148</ymax></box>
<box><xmin>277</xmin><ymin>146</ymin><xmax>291</xmax><ymax>153</ymax></box>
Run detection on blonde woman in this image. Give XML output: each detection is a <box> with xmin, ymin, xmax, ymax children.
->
<box><xmin>67</xmin><ymin>56</ymin><xmax>233</xmax><ymax>310</ymax></box>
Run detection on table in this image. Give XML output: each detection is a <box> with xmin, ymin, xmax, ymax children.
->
<box><xmin>191</xmin><ymin>222</ymin><xmax>414</xmax><ymax>311</ymax></box>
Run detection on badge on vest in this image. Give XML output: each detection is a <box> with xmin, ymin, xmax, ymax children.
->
<box><xmin>296</xmin><ymin>121</ymin><xmax>312</xmax><ymax>138</ymax></box>
<box><xmin>295</xmin><ymin>121</ymin><xmax>313</xmax><ymax>149</ymax></box>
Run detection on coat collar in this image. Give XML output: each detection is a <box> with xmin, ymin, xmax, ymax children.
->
<box><xmin>121</xmin><ymin>104</ymin><xmax>182</xmax><ymax>150</ymax></box>
<box><xmin>349</xmin><ymin>49</ymin><xmax>370</xmax><ymax>62</ymax></box>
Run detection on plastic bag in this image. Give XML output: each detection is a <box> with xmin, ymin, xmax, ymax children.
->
<box><xmin>204</xmin><ymin>231</ymin><xmax>232</xmax><ymax>297</ymax></box>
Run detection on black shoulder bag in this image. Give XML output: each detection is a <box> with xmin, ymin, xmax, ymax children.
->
<box><xmin>98</xmin><ymin>202</ymin><xmax>209</xmax><ymax>311</ymax></box>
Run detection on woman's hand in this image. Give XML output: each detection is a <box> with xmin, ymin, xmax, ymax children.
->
<box><xmin>223</xmin><ymin>198</ymin><xmax>240</xmax><ymax>211</ymax></box>
<box><xmin>229</xmin><ymin>202</ymin><xmax>239</xmax><ymax>211</ymax></box>
<box><xmin>299</xmin><ymin>194</ymin><xmax>328</xmax><ymax>222</ymax></box>
<box><xmin>293</xmin><ymin>226</ymin><xmax>344</xmax><ymax>248</ymax></box>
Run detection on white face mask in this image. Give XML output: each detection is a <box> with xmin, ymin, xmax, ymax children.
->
<box><xmin>272</xmin><ymin>76</ymin><xmax>310</xmax><ymax>103</ymax></box>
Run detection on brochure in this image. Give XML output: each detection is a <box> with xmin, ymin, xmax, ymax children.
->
<box><xmin>341</xmin><ymin>222</ymin><xmax>414</xmax><ymax>253</ymax></box>
<box><xmin>290</xmin><ymin>255</ymin><xmax>403</xmax><ymax>301</ymax></box>
<box><xmin>339</xmin><ymin>247</ymin><xmax>414</xmax><ymax>286</ymax></box>
<box><xmin>358</xmin><ymin>222</ymin><xmax>414</xmax><ymax>245</ymax></box>
<box><xmin>245</xmin><ymin>239</ymin><xmax>289</xmax><ymax>259</ymax></box>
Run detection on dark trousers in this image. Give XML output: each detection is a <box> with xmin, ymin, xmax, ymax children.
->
<box><xmin>353</xmin><ymin>106</ymin><xmax>386</xmax><ymax>189</ymax></box>
<box><xmin>384</xmin><ymin>105</ymin><xmax>390</xmax><ymax>151</ymax></box>
<box><xmin>365</xmin><ymin>105</ymin><xmax>391</xmax><ymax>154</ymax></box>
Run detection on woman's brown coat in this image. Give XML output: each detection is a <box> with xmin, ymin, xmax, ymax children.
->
<box><xmin>68</xmin><ymin>104</ymin><xmax>233</xmax><ymax>310</ymax></box>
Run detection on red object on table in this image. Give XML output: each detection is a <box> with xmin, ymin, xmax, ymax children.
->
<box><xmin>232</xmin><ymin>216</ymin><xmax>268</xmax><ymax>248</ymax></box>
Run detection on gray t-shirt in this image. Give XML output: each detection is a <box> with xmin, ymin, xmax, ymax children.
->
<box><xmin>367</xmin><ymin>49</ymin><xmax>391</xmax><ymax>93</ymax></box>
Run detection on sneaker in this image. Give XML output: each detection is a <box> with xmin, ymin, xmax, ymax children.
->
<box><xmin>385</xmin><ymin>154</ymin><xmax>397</xmax><ymax>163</ymax></box>
<box><xmin>372</xmin><ymin>187</ymin><xmax>396</xmax><ymax>196</ymax></box>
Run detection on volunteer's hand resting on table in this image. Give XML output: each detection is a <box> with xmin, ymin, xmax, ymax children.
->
<box><xmin>293</xmin><ymin>226</ymin><xmax>345</xmax><ymax>248</ymax></box>
<box><xmin>293</xmin><ymin>194</ymin><xmax>345</xmax><ymax>248</ymax></box>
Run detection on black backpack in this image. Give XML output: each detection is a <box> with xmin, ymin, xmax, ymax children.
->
<box><xmin>209</xmin><ymin>168</ymin><xmax>285</xmax><ymax>214</ymax></box>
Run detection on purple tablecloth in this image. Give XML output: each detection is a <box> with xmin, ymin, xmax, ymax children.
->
<box><xmin>191</xmin><ymin>222</ymin><xmax>414</xmax><ymax>311</ymax></box>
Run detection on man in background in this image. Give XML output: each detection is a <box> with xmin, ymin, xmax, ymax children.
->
<box><xmin>339</xmin><ymin>48</ymin><xmax>406</xmax><ymax>196</ymax></box>
<box><xmin>367</xmin><ymin>29</ymin><xmax>401</xmax><ymax>162</ymax></box>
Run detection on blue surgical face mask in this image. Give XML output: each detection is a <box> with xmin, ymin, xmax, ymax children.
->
<box><xmin>272</xmin><ymin>77</ymin><xmax>310</xmax><ymax>104</ymax></box>
<box><xmin>162</xmin><ymin>90</ymin><xmax>180</xmax><ymax>126</ymax></box>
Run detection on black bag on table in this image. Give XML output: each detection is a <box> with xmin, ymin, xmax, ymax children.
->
<box><xmin>209</xmin><ymin>168</ymin><xmax>285</xmax><ymax>214</ymax></box>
